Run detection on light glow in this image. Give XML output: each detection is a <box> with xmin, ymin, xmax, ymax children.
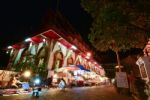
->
<box><xmin>43</xmin><ymin>39</ymin><xmax>46</xmax><ymax>42</ymax></box>
<box><xmin>58</xmin><ymin>42</ymin><xmax>61</xmax><ymax>45</ymax></box>
<box><xmin>53</xmin><ymin>74</ymin><xmax>58</xmax><ymax>78</ymax></box>
<box><xmin>8</xmin><ymin>46</ymin><xmax>12</xmax><ymax>49</ymax></box>
<box><xmin>71</xmin><ymin>45</ymin><xmax>77</xmax><ymax>50</ymax></box>
<box><xmin>25</xmin><ymin>38</ymin><xmax>31</xmax><ymax>42</ymax></box>
<box><xmin>23</xmin><ymin>70</ymin><xmax>31</xmax><ymax>78</ymax></box>
<box><xmin>34</xmin><ymin>78</ymin><xmax>40</xmax><ymax>84</ymax></box>
<box><xmin>87</xmin><ymin>52</ymin><xmax>91</xmax><ymax>57</ymax></box>
<box><xmin>86</xmin><ymin>56</ymin><xmax>90</xmax><ymax>59</ymax></box>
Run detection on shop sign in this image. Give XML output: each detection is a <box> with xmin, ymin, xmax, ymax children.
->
<box><xmin>116</xmin><ymin>72</ymin><xmax>129</xmax><ymax>88</ymax></box>
<box><xmin>140</xmin><ymin>63</ymin><xmax>147</xmax><ymax>78</ymax></box>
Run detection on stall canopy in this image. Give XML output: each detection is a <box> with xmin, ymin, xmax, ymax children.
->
<box><xmin>77</xmin><ymin>65</ymin><xmax>90</xmax><ymax>72</ymax></box>
<box><xmin>57</xmin><ymin>66</ymin><xmax>80</xmax><ymax>72</ymax></box>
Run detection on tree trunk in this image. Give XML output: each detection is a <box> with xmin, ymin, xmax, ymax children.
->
<box><xmin>115</xmin><ymin>50</ymin><xmax>121</xmax><ymax>72</ymax></box>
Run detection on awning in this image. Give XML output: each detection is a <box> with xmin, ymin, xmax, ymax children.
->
<box><xmin>43</xmin><ymin>30</ymin><xmax>60</xmax><ymax>40</ymax></box>
<box><xmin>31</xmin><ymin>36</ymin><xmax>43</xmax><ymax>44</ymax></box>
<box><xmin>12</xmin><ymin>43</ymin><xmax>26</xmax><ymax>49</ymax></box>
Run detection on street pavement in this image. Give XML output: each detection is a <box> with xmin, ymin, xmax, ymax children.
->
<box><xmin>0</xmin><ymin>85</ymin><xmax>134</xmax><ymax>100</ymax></box>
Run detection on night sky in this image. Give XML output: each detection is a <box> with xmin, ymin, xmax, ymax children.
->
<box><xmin>0</xmin><ymin>0</ymin><xmax>92</xmax><ymax>67</ymax></box>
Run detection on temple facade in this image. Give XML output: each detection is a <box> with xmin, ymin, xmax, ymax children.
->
<box><xmin>6</xmin><ymin>29</ymin><xmax>104</xmax><ymax>78</ymax></box>
<box><xmin>5</xmin><ymin>10</ymin><xmax>105</xmax><ymax>79</ymax></box>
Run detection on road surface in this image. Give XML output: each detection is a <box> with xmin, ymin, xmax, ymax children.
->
<box><xmin>0</xmin><ymin>85</ymin><xmax>134</xmax><ymax>100</ymax></box>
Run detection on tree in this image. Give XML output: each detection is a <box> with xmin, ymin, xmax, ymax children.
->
<box><xmin>81</xmin><ymin>0</ymin><xmax>150</xmax><ymax>70</ymax></box>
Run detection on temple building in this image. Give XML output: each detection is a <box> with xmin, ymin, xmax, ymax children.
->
<box><xmin>5</xmin><ymin>11</ymin><xmax>105</xmax><ymax>80</ymax></box>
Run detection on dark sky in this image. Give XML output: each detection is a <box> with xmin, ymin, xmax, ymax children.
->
<box><xmin>0</xmin><ymin>0</ymin><xmax>92</xmax><ymax>67</ymax></box>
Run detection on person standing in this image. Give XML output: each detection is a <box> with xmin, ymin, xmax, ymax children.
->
<box><xmin>58</xmin><ymin>78</ymin><xmax>66</xmax><ymax>90</ymax></box>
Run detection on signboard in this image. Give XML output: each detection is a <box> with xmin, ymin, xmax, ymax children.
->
<box><xmin>136</xmin><ymin>56</ymin><xmax>150</xmax><ymax>82</ymax></box>
<box><xmin>116</xmin><ymin>72</ymin><xmax>129</xmax><ymax>88</ymax></box>
<box><xmin>140</xmin><ymin>63</ymin><xmax>147</xmax><ymax>78</ymax></box>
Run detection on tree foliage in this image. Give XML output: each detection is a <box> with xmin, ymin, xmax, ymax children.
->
<box><xmin>81</xmin><ymin>0</ymin><xmax>150</xmax><ymax>51</ymax></box>
<box><xmin>81</xmin><ymin>0</ymin><xmax>150</xmax><ymax>65</ymax></box>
